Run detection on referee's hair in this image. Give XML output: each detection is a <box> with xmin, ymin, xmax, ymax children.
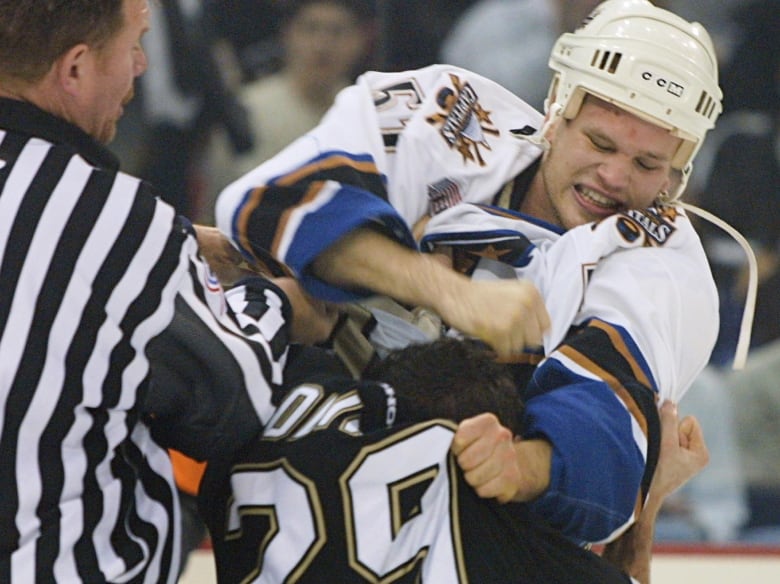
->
<box><xmin>0</xmin><ymin>0</ymin><xmax>125</xmax><ymax>84</ymax></box>
<box><xmin>364</xmin><ymin>337</ymin><xmax>524</xmax><ymax>435</ymax></box>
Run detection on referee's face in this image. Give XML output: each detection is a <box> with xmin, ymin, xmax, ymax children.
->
<box><xmin>81</xmin><ymin>0</ymin><xmax>150</xmax><ymax>143</ymax></box>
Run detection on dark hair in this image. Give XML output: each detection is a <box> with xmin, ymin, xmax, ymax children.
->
<box><xmin>364</xmin><ymin>337</ymin><xmax>523</xmax><ymax>434</ymax></box>
<box><xmin>0</xmin><ymin>0</ymin><xmax>125</xmax><ymax>83</ymax></box>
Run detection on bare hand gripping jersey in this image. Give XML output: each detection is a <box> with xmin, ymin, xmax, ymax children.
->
<box><xmin>199</xmin><ymin>348</ymin><xmax>631</xmax><ymax>584</ymax></box>
<box><xmin>214</xmin><ymin>65</ymin><xmax>719</xmax><ymax>544</ymax></box>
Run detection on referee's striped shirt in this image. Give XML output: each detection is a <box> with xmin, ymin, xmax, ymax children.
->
<box><xmin>0</xmin><ymin>98</ymin><xmax>286</xmax><ymax>582</ymax></box>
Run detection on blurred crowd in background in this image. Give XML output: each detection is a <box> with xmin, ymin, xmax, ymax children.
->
<box><xmin>109</xmin><ymin>0</ymin><xmax>780</xmax><ymax>549</ymax></box>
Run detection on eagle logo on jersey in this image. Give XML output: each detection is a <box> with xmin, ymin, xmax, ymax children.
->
<box><xmin>612</xmin><ymin>206</ymin><xmax>678</xmax><ymax>246</ymax></box>
<box><xmin>427</xmin><ymin>74</ymin><xmax>499</xmax><ymax>166</ymax></box>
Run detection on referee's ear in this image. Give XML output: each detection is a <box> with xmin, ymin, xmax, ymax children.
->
<box><xmin>54</xmin><ymin>43</ymin><xmax>90</xmax><ymax>97</ymax></box>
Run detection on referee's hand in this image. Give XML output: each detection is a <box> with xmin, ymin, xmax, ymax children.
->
<box><xmin>194</xmin><ymin>224</ymin><xmax>257</xmax><ymax>285</ymax></box>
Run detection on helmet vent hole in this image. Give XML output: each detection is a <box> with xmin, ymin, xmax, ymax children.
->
<box><xmin>608</xmin><ymin>52</ymin><xmax>622</xmax><ymax>74</ymax></box>
<box><xmin>590</xmin><ymin>50</ymin><xmax>622</xmax><ymax>74</ymax></box>
<box><xmin>696</xmin><ymin>91</ymin><xmax>717</xmax><ymax>119</ymax></box>
<box><xmin>706</xmin><ymin>98</ymin><xmax>718</xmax><ymax>119</ymax></box>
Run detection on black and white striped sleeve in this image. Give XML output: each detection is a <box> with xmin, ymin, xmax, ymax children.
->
<box><xmin>144</xmin><ymin>217</ymin><xmax>292</xmax><ymax>460</ymax></box>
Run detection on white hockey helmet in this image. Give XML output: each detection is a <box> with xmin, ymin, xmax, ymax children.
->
<box><xmin>546</xmin><ymin>0</ymin><xmax>722</xmax><ymax>199</ymax></box>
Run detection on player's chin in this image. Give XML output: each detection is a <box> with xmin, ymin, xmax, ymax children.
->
<box><xmin>560</xmin><ymin>205</ymin><xmax>602</xmax><ymax>230</ymax></box>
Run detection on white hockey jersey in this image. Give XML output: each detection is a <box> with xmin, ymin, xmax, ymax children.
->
<box><xmin>422</xmin><ymin>202</ymin><xmax>718</xmax><ymax>404</ymax></box>
<box><xmin>215</xmin><ymin>64</ymin><xmax>719</xmax><ymax>544</ymax></box>
<box><xmin>216</xmin><ymin>64</ymin><xmax>543</xmax><ymax>290</ymax></box>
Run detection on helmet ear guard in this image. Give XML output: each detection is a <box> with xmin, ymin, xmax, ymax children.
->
<box><xmin>544</xmin><ymin>0</ymin><xmax>723</xmax><ymax>200</ymax></box>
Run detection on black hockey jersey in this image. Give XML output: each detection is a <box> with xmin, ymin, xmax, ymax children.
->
<box><xmin>199</xmin><ymin>348</ymin><xmax>630</xmax><ymax>584</ymax></box>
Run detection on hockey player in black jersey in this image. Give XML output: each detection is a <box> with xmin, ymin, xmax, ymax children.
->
<box><xmin>198</xmin><ymin>336</ymin><xmax>707</xmax><ymax>584</ymax></box>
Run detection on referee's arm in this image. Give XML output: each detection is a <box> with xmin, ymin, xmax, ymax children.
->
<box><xmin>143</xmin><ymin>220</ymin><xmax>295</xmax><ymax>461</ymax></box>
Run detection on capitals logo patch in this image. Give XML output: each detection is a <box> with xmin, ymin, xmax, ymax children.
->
<box><xmin>611</xmin><ymin>205</ymin><xmax>680</xmax><ymax>246</ymax></box>
<box><xmin>427</xmin><ymin>74</ymin><xmax>499</xmax><ymax>166</ymax></box>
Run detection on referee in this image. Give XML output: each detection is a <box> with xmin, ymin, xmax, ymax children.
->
<box><xmin>0</xmin><ymin>1</ymin><xmax>338</xmax><ymax>581</ymax></box>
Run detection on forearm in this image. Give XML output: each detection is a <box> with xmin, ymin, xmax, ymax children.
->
<box><xmin>601</xmin><ymin>402</ymin><xmax>709</xmax><ymax>584</ymax></box>
<box><xmin>508</xmin><ymin>439</ymin><xmax>552</xmax><ymax>502</ymax></box>
<box><xmin>313</xmin><ymin>227</ymin><xmax>550</xmax><ymax>359</ymax></box>
<box><xmin>312</xmin><ymin>226</ymin><xmax>468</xmax><ymax>312</ymax></box>
<box><xmin>601</xmin><ymin>494</ymin><xmax>663</xmax><ymax>584</ymax></box>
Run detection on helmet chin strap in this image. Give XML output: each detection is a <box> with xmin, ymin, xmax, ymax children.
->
<box><xmin>520</xmin><ymin>102</ymin><xmax>563</xmax><ymax>151</ymax></box>
<box><xmin>672</xmin><ymin>200</ymin><xmax>757</xmax><ymax>370</ymax></box>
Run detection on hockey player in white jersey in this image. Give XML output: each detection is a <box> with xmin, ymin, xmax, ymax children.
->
<box><xmin>212</xmin><ymin>0</ymin><xmax>742</xmax><ymax>546</ymax></box>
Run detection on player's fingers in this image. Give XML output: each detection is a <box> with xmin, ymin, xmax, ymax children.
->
<box><xmin>659</xmin><ymin>399</ymin><xmax>678</xmax><ymax>423</ymax></box>
<box><xmin>509</xmin><ymin>283</ymin><xmax>549</xmax><ymax>351</ymax></box>
<box><xmin>529</xmin><ymin>288</ymin><xmax>551</xmax><ymax>340</ymax></box>
<box><xmin>453</xmin><ymin>419</ymin><xmax>513</xmax><ymax>475</ymax></box>
<box><xmin>679</xmin><ymin>415</ymin><xmax>708</xmax><ymax>466</ymax></box>
<box><xmin>465</xmin><ymin>471</ymin><xmax>517</xmax><ymax>503</ymax></box>
<box><xmin>523</xmin><ymin>310</ymin><xmax>549</xmax><ymax>350</ymax></box>
<box><xmin>476</xmin><ymin>279</ymin><xmax>550</xmax><ymax>358</ymax></box>
<box><xmin>678</xmin><ymin>415</ymin><xmax>701</xmax><ymax>443</ymax></box>
<box><xmin>460</xmin><ymin>442</ymin><xmax>519</xmax><ymax>502</ymax></box>
<box><xmin>451</xmin><ymin>413</ymin><xmax>502</xmax><ymax>457</ymax></box>
<box><xmin>678</xmin><ymin>415</ymin><xmax>692</xmax><ymax>449</ymax></box>
<box><xmin>539</xmin><ymin>302</ymin><xmax>551</xmax><ymax>334</ymax></box>
<box><xmin>455</xmin><ymin>429</ymin><xmax>514</xmax><ymax>475</ymax></box>
<box><xmin>658</xmin><ymin>400</ymin><xmax>680</xmax><ymax>445</ymax></box>
<box><xmin>490</xmin><ymin>317</ymin><xmax>546</xmax><ymax>361</ymax></box>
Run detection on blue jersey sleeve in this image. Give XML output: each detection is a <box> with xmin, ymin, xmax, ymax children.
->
<box><xmin>220</xmin><ymin>151</ymin><xmax>417</xmax><ymax>302</ymax></box>
<box><xmin>523</xmin><ymin>321</ymin><xmax>661</xmax><ymax>544</ymax></box>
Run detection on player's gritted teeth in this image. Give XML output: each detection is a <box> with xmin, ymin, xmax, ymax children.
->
<box><xmin>574</xmin><ymin>184</ymin><xmax>623</xmax><ymax>216</ymax></box>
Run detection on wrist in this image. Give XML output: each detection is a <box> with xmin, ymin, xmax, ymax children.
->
<box><xmin>510</xmin><ymin>438</ymin><xmax>553</xmax><ymax>502</ymax></box>
<box><xmin>417</xmin><ymin>254</ymin><xmax>468</xmax><ymax>315</ymax></box>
